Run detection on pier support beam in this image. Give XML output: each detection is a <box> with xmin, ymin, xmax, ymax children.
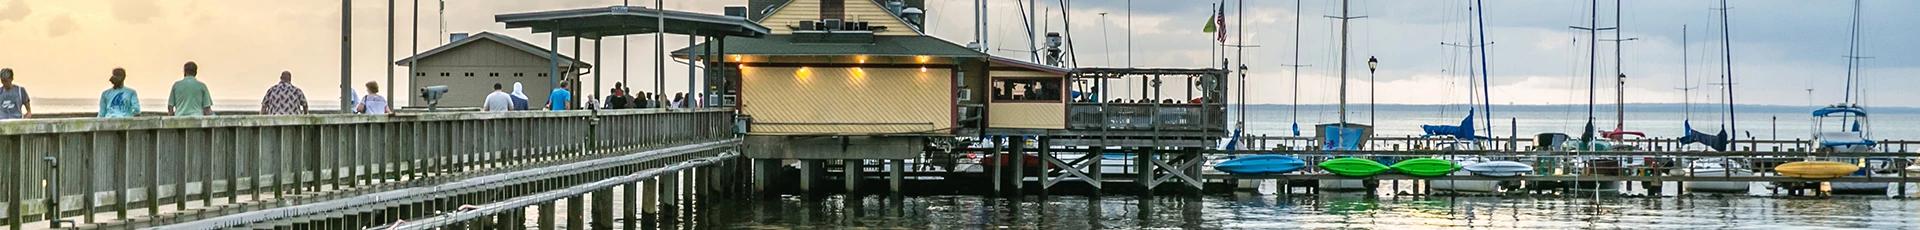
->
<box><xmin>845</xmin><ymin>159</ymin><xmax>862</xmax><ymax>193</ymax></box>
<box><xmin>659</xmin><ymin>171</ymin><xmax>679</xmax><ymax>219</ymax></box>
<box><xmin>1012</xmin><ymin>138</ymin><xmax>1026</xmax><ymax>193</ymax></box>
<box><xmin>800</xmin><ymin>160</ymin><xmax>822</xmax><ymax>194</ymax></box>
<box><xmin>623</xmin><ymin>183</ymin><xmax>637</xmax><ymax>229</ymax></box>
<box><xmin>641</xmin><ymin>179</ymin><xmax>658</xmax><ymax>215</ymax></box>
<box><xmin>752</xmin><ymin>158</ymin><xmax>779</xmax><ymax>198</ymax></box>
<box><xmin>591</xmin><ymin>188</ymin><xmax>613</xmax><ymax>230</ymax></box>
<box><xmin>889</xmin><ymin>159</ymin><xmax>904</xmax><ymax>194</ymax></box>
<box><xmin>566</xmin><ymin>196</ymin><xmax>583</xmax><ymax>230</ymax></box>
<box><xmin>537</xmin><ymin>202</ymin><xmax>555</xmax><ymax>230</ymax></box>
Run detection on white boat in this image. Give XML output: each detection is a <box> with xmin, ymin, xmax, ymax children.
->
<box><xmin>1672</xmin><ymin>158</ymin><xmax>1752</xmax><ymax>193</ymax></box>
<box><xmin>1811</xmin><ymin>106</ymin><xmax>1890</xmax><ymax>195</ymax></box>
<box><xmin>1465</xmin><ymin>161</ymin><xmax>1533</xmax><ymax>177</ymax></box>
<box><xmin>1429</xmin><ymin>157</ymin><xmax>1507</xmax><ymax>192</ymax></box>
<box><xmin>1906</xmin><ymin>163</ymin><xmax>1920</xmax><ymax>173</ymax></box>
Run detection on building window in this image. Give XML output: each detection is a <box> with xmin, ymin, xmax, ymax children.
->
<box><xmin>415</xmin><ymin>72</ymin><xmax>426</xmax><ymax>77</ymax></box>
<box><xmin>820</xmin><ymin>0</ymin><xmax>844</xmax><ymax>19</ymax></box>
<box><xmin>990</xmin><ymin>78</ymin><xmax>1063</xmax><ymax>102</ymax></box>
<box><xmin>513</xmin><ymin>73</ymin><xmax>525</xmax><ymax>77</ymax></box>
<box><xmin>439</xmin><ymin>72</ymin><xmax>450</xmax><ymax>77</ymax></box>
<box><xmin>539</xmin><ymin>73</ymin><xmax>550</xmax><ymax>77</ymax></box>
<box><xmin>464</xmin><ymin>72</ymin><xmax>475</xmax><ymax>77</ymax></box>
<box><xmin>489</xmin><ymin>73</ymin><xmax>500</xmax><ymax>77</ymax></box>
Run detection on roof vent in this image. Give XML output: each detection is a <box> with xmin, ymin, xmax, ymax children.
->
<box><xmin>901</xmin><ymin>8</ymin><xmax>925</xmax><ymax>27</ymax></box>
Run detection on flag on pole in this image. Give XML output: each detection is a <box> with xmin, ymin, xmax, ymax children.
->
<box><xmin>1202</xmin><ymin>2</ymin><xmax>1226</xmax><ymax>43</ymax></box>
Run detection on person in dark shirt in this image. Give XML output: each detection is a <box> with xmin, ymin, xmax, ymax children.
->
<box><xmin>605</xmin><ymin>83</ymin><xmax>629</xmax><ymax>109</ymax></box>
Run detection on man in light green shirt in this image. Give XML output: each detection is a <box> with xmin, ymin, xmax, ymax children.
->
<box><xmin>168</xmin><ymin>62</ymin><xmax>213</xmax><ymax>116</ymax></box>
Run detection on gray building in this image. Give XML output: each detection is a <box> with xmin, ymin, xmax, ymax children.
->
<box><xmin>395</xmin><ymin>32</ymin><xmax>591</xmax><ymax>108</ymax></box>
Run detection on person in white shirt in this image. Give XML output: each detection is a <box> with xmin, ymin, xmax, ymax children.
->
<box><xmin>482</xmin><ymin>83</ymin><xmax>512</xmax><ymax>112</ymax></box>
<box><xmin>354</xmin><ymin>81</ymin><xmax>389</xmax><ymax>115</ymax></box>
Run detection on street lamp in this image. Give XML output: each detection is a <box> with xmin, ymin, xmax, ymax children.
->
<box><xmin>1367</xmin><ymin>56</ymin><xmax>1378</xmax><ymax>73</ymax></box>
<box><xmin>1367</xmin><ymin>56</ymin><xmax>1377</xmax><ymax>126</ymax></box>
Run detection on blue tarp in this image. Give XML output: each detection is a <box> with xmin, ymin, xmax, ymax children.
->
<box><xmin>1322</xmin><ymin>126</ymin><xmax>1364</xmax><ymax>151</ymax></box>
<box><xmin>1678</xmin><ymin>121</ymin><xmax>1730</xmax><ymax>151</ymax></box>
<box><xmin>1419</xmin><ymin>110</ymin><xmax>1476</xmax><ymax>140</ymax></box>
<box><xmin>1812</xmin><ymin>107</ymin><xmax>1868</xmax><ymax>117</ymax></box>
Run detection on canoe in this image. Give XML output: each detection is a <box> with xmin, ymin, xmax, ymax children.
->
<box><xmin>1463</xmin><ymin>161</ymin><xmax>1533</xmax><ymax>177</ymax></box>
<box><xmin>1390</xmin><ymin>158</ymin><xmax>1459</xmax><ymax>177</ymax></box>
<box><xmin>1775</xmin><ymin>161</ymin><xmax>1861</xmax><ymax>179</ymax></box>
<box><xmin>1319</xmin><ymin>158</ymin><xmax>1389</xmax><ymax>177</ymax></box>
<box><xmin>1214</xmin><ymin>155</ymin><xmax>1308</xmax><ymax>175</ymax></box>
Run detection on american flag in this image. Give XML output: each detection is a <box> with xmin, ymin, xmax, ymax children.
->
<box><xmin>1214</xmin><ymin>2</ymin><xmax>1227</xmax><ymax>43</ymax></box>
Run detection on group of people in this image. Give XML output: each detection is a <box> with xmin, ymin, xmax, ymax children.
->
<box><xmin>480</xmin><ymin>81</ymin><xmax>704</xmax><ymax>112</ymax></box>
<box><xmin>589</xmin><ymin>82</ymin><xmax>703</xmax><ymax>110</ymax></box>
<box><xmin>0</xmin><ymin>61</ymin><xmax>397</xmax><ymax>120</ymax></box>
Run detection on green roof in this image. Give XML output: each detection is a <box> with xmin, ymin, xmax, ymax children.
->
<box><xmin>672</xmin><ymin>35</ymin><xmax>984</xmax><ymax>58</ymax></box>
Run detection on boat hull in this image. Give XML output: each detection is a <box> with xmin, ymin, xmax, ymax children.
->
<box><xmin>1776</xmin><ymin>161</ymin><xmax>1861</xmax><ymax>179</ymax></box>
<box><xmin>1389</xmin><ymin>158</ymin><xmax>1460</xmax><ymax>177</ymax></box>
<box><xmin>1675</xmin><ymin>168</ymin><xmax>1754</xmax><ymax>193</ymax></box>
<box><xmin>1319</xmin><ymin>158</ymin><xmax>1390</xmax><ymax>177</ymax></box>
<box><xmin>1214</xmin><ymin>155</ymin><xmax>1308</xmax><ymax>175</ymax></box>
<box><xmin>1464</xmin><ymin>161</ymin><xmax>1533</xmax><ymax>177</ymax></box>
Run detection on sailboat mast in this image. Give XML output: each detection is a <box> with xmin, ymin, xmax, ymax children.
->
<box><xmin>1614</xmin><ymin>0</ymin><xmax>1625</xmax><ymax>131</ymax></box>
<box><xmin>1474</xmin><ymin>0</ymin><xmax>1493</xmax><ymax>136</ymax></box>
<box><xmin>1236</xmin><ymin>0</ymin><xmax>1247</xmax><ymax>133</ymax></box>
<box><xmin>1291</xmin><ymin>0</ymin><xmax>1303</xmax><ymax>136</ymax></box>
<box><xmin>1338</xmin><ymin>0</ymin><xmax>1350</xmax><ymax>126</ymax></box>
<box><xmin>1720</xmin><ymin>0</ymin><xmax>1736</xmax><ymax>146</ymax></box>
<box><xmin>1682</xmin><ymin>25</ymin><xmax>1690</xmax><ymax>120</ymax></box>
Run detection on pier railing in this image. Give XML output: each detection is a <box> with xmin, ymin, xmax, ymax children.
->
<box><xmin>0</xmin><ymin>108</ymin><xmax>735</xmax><ymax>228</ymax></box>
<box><xmin>1067</xmin><ymin>103</ymin><xmax>1227</xmax><ymax>132</ymax></box>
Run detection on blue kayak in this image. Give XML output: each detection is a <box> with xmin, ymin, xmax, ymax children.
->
<box><xmin>1213</xmin><ymin>155</ymin><xmax>1308</xmax><ymax>175</ymax></box>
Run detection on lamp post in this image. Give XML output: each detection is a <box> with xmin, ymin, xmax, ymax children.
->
<box><xmin>1367</xmin><ymin>56</ymin><xmax>1377</xmax><ymax>126</ymax></box>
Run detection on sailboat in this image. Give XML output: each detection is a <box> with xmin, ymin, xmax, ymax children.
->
<box><xmin>1428</xmin><ymin>0</ymin><xmax>1529</xmax><ymax>193</ymax></box>
<box><xmin>1561</xmin><ymin>0</ymin><xmax>1621</xmax><ymax>192</ymax></box>
<box><xmin>1314</xmin><ymin>0</ymin><xmax>1381</xmax><ymax>192</ymax></box>
<box><xmin>1776</xmin><ymin>0</ymin><xmax>1888</xmax><ymax>195</ymax></box>
<box><xmin>1671</xmin><ymin>23</ymin><xmax>1751</xmax><ymax>193</ymax></box>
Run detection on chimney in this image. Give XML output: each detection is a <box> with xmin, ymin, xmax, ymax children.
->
<box><xmin>449</xmin><ymin>33</ymin><xmax>470</xmax><ymax>43</ymax></box>
<box><xmin>724</xmin><ymin>6</ymin><xmax>747</xmax><ymax>17</ymax></box>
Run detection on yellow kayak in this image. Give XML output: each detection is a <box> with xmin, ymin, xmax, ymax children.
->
<box><xmin>1775</xmin><ymin>161</ymin><xmax>1861</xmax><ymax>179</ymax></box>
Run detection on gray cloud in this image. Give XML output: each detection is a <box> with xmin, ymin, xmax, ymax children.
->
<box><xmin>111</xmin><ymin>0</ymin><xmax>163</xmax><ymax>23</ymax></box>
<box><xmin>0</xmin><ymin>0</ymin><xmax>30</xmax><ymax>22</ymax></box>
<box><xmin>45</xmin><ymin>13</ymin><xmax>73</xmax><ymax>37</ymax></box>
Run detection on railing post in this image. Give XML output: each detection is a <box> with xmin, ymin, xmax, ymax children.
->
<box><xmin>4</xmin><ymin>135</ymin><xmax>19</xmax><ymax>230</ymax></box>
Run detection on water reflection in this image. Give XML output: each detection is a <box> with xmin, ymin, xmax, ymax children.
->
<box><xmin>564</xmin><ymin>192</ymin><xmax>1920</xmax><ymax>229</ymax></box>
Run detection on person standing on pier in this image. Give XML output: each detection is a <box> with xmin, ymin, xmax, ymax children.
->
<box><xmin>548</xmin><ymin>82</ymin><xmax>572</xmax><ymax>111</ymax></box>
<box><xmin>0</xmin><ymin>68</ymin><xmax>31</xmax><ymax>119</ymax></box>
<box><xmin>168</xmin><ymin>62</ymin><xmax>213</xmax><ymax>116</ymax></box>
<box><xmin>510</xmin><ymin>82</ymin><xmax>530</xmax><ymax>111</ymax></box>
<box><xmin>99</xmin><ymin>68</ymin><xmax>141</xmax><ymax>118</ymax></box>
<box><xmin>604</xmin><ymin>83</ymin><xmax>628</xmax><ymax>110</ymax></box>
<box><xmin>483</xmin><ymin>83</ymin><xmax>512</xmax><ymax>112</ymax></box>
<box><xmin>260</xmin><ymin>71</ymin><xmax>309</xmax><ymax>115</ymax></box>
<box><xmin>355</xmin><ymin>81</ymin><xmax>389</xmax><ymax>115</ymax></box>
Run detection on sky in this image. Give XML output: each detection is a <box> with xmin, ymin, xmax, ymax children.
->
<box><xmin>0</xmin><ymin>0</ymin><xmax>1915</xmax><ymax>109</ymax></box>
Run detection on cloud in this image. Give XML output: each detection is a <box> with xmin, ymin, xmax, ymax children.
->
<box><xmin>111</xmin><ymin>0</ymin><xmax>164</xmax><ymax>23</ymax></box>
<box><xmin>0</xmin><ymin>0</ymin><xmax>30</xmax><ymax>22</ymax></box>
<box><xmin>45</xmin><ymin>13</ymin><xmax>74</xmax><ymax>37</ymax></box>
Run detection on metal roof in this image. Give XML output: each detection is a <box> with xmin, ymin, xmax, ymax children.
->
<box><xmin>671</xmin><ymin>35</ymin><xmax>984</xmax><ymax>58</ymax></box>
<box><xmin>1068</xmin><ymin>68</ymin><xmax>1229</xmax><ymax>78</ymax></box>
<box><xmin>495</xmin><ymin>6</ymin><xmax>771</xmax><ymax>38</ymax></box>
<box><xmin>987</xmin><ymin>55</ymin><xmax>1070</xmax><ymax>75</ymax></box>
<box><xmin>393</xmin><ymin>32</ymin><xmax>590</xmax><ymax>67</ymax></box>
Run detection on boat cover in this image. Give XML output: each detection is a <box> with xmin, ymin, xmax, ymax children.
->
<box><xmin>1322</xmin><ymin>126</ymin><xmax>1365</xmax><ymax>151</ymax></box>
<box><xmin>1677</xmin><ymin>121</ymin><xmax>1730</xmax><ymax>151</ymax></box>
<box><xmin>1812</xmin><ymin>107</ymin><xmax>1868</xmax><ymax>117</ymax></box>
<box><xmin>1419</xmin><ymin>110</ymin><xmax>1476</xmax><ymax>140</ymax></box>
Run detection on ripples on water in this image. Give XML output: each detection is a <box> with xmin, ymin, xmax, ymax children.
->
<box><xmin>698</xmin><ymin>193</ymin><xmax>1920</xmax><ymax>229</ymax></box>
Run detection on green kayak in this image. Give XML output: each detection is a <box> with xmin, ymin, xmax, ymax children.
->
<box><xmin>1318</xmin><ymin>158</ymin><xmax>1390</xmax><ymax>177</ymax></box>
<box><xmin>1390</xmin><ymin>158</ymin><xmax>1460</xmax><ymax>177</ymax></box>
